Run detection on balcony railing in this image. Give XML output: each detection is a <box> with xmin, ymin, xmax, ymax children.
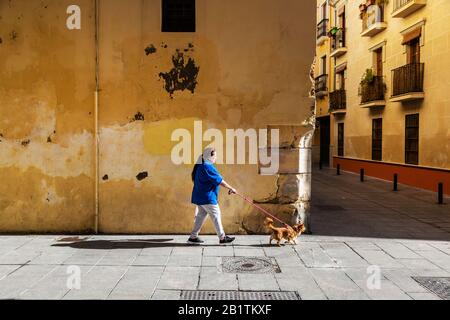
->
<box><xmin>329</xmin><ymin>89</ymin><xmax>346</xmax><ymax>111</ymax></box>
<box><xmin>392</xmin><ymin>0</ymin><xmax>426</xmax><ymax>17</ymax></box>
<box><xmin>391</xmin><ymin>63</ymin><xmax>424</xmax><ymax>97</ymax></box>
<box><xmin>393</xmin><ymin>0</ymin><xmax>415</xmax><ymax>11</ymax></box>
<box><xmin>331</xmin><ymin>28</ymin><xmax>346</xmax><ymax>51</ymax></box>
<box><xmin>317</xmin><ymin>19</ymin><xmax>328</xmax><ymax>39</ymax></box>
<box><xmin>315</xmin><ymin>74</ymin><xmax>328</xmax><ymax>94</ymax></box>
<box><xmin>360</xmin><ymin>76</ymin><xmax>385</xmax><ymax>104</ymax></box>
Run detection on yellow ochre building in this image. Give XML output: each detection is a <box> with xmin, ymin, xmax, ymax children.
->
<box><xmin>314</xmin><ymin>0</ymin><xmax>450</xmax><ymax>194</ymax></box>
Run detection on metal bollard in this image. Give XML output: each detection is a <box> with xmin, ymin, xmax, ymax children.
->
<box><xmin>337</xmin><ymin>164</ymin><xmax>341</xmax><ymax>176</ymax></box>
<box><xmin>438</xmin><ymin>182</ymin><xmax>444</xmax><ymax>205</ymax></box>
<box><xmin>360</xmin><ymin>169</ymin><xmax>364</xmax><ymax>182</ymax></box>
<box><xmin>393</xmin><ymin>174</ymin><xmax>398</xmax><ymax>191</ymax></box>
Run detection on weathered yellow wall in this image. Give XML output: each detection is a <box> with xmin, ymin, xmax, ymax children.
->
<box><xmin>0</xmin><ymin>0</ymin><xmax>316</xmax><ymax>233</ymax></box>
<box><xmin>97</xmin><ymin>0</ymin><xmax>315</xmax><ymax>234</ymax></box>
<box><xmin>0</xmin><ymin>0</ymin><xmax>96</xmax><ymax>232</ymax></box>
<box><xmin>315</xmin><ymin>0</ymin><xmax>450</xmax><ymax>169</ymax></box>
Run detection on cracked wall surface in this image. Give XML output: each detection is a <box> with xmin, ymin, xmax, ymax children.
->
<box><xmin>0</xmin><ymin>0</ymin><xmax>315</xmax><ymax>234</ymax></box>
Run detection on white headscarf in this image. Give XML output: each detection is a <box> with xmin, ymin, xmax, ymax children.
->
<box><xmin>202</xmin><ymin>147</ymin><xmax>216</xmax><ymax>164</ymax></box>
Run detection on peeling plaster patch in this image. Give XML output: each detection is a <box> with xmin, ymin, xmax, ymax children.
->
<box><xmin>136</xmin><ymin>172</ymin><xmax>148</xmax><ymax>181</ymax></box>
<box><xmin>131</xmin><ymin>112</ymin><xmax>145</xmax><ymax>122</ymax></box>
<box><xmin>0</xmin><ymin>131</ymin><xmax>93</xmax><ymax>178</ymax></box>
<box><xmin>99</xmin><ymin>122</ymin><xmax>158</xmax><ymax>181</ymax></box>
<box><xmin>145</xmin><ymin>44</ymin><xmax>157</xmax><ymax>55</ymax></box>
<box><xmin>103</xmin><ymin>174</ymin><xmax>109</xmax><ymax>181</ymax></box>
<box><xmin>158</xmin><ymin>51</ymin><xmax>199</xmax><ymax>98</ymax></box>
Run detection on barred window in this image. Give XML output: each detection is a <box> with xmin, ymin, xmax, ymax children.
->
<box><xmin>405</xmin><ymin>114</ymin><xmax>419</xmax><ymax>165</ymax></box>
<box><xmin>372</xmin><ymin>118</ymin><xmax>382</xmax><ymax>161</ymax></box>
<box><xmin>162</xmin><ymin>0</ymin><xmax>196</xmax><ymax>32</ymax></box>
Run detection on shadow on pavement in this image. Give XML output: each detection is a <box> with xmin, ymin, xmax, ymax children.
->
<box><xmin>51</xmin><ymin>239</ymin><xmax>277</xmax><ymax>250</ymax></box>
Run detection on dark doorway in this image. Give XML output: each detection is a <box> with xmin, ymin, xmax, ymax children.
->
<box><xmin>319</xmin><ymin>116</ymin><xmax>330</xmax><ymax>166</ymax></box>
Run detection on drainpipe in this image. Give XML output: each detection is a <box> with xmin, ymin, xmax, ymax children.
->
<box><xmin>94</xmin><ymin>0</ymin><xmax>100</xmax><ymax>234</ymax></box>
<box><xmin>298</xmin><ymin>130</ymin><xmax>314</xmax><ymax>233</ymax></box>
<box><xmin>296</xmin><ymin>57</ymin><xmax>317</xmax><ymax>234</ymax></box>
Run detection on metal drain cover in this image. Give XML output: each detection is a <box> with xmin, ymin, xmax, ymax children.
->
<box><xmin>413</xmin><ymin>277</ymin><xmax>449</xmax><ymax>300</ymax></box>
<box><xmin>181</xmin><ymin>291</ymin><xmax>300</xmax><ymax>300</ymax></box>
<box><xmin>222</xmin><ymin>257</ymin><xmax>281</xmax><ymax>274</ymax></box>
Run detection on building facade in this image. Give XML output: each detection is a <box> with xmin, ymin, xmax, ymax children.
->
<box><xmin>0</xmin><ymin>0</ymin><xmax>315</xmax><ymax>233</ymax></box>
<box><xmin>314</xmin><ymin>0</ymin><xmax>450</xmax><ymax>194</ymax></box>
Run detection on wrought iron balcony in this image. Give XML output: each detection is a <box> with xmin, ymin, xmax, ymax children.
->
<box><xmin>330</xmin><ymin>28</ymin><xmax>347</xmax><ymax>57</ymax></box>
<box><xmin>315</xmin><ymin>74</ymin><xmax>328</xmax><ymax>97</ymax></box>
<box><xmin>329</xmin><ymin>90</ymin><xmax>346</xmax><ymax>113</ymax></box>
<box><xmin>317</xmin><ymin>19</ymin><xmax>328</xmax><ymax>40</ymax></box>
<box><xmin>391</xmin><ymin>63</ymin><xmax>424</xmax><ymax>101</ymax></box>
<box><xmin>360</xmin><ymin>76</ymin><xmax>385</xmax><ymax>106</ymax></box>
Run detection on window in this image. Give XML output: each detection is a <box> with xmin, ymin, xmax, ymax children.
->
<box><xmin>335</xmin><ymin>68</ymin><xmax>346</xmax><ymax>90</ymax></box>
<box><xmin>162</xmin><ymin>0</ymin><xmax>196</xmax><ymax>32</ymax></box>
<box><xmin>407</xmin><ymin>38</ymin><xmax>420</xmax><ymax>64</ymax></box>
<box><xmin>405</xmin><ymin>114</ymin><xmax>419</xmax><ymax>165</ymax></box>
<box><xmin>337</xmin><ymin>123</ymin><xmax>344</xmax><ymax>157</ymax></box>
<box><xmin>321</xmin><ymin>55</ymin><xmax>327</xmax><ymax>75</ymax></box>
<box><xmin>321</xmin><ymin>2</ymin><xmax>327</xmax><ymax>20</ymax></box>
<box><xmin>372</xmin><ymin>119</ymin><xmax>382</xmax><ymax>161</ymax></box>
<box><xmin>375</xmin><ymin>48</ymin><xmax>383</xmax><ymax>77</ymax></box>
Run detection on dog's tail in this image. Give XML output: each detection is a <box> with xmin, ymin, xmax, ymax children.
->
<box><xmin>264</xmin><ymin>217</ymin><xmax>276</xmax><ymax>230</ymax></box>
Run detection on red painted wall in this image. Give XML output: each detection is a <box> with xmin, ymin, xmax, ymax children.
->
<box><xmin>333</xmin><ymin>157</ymin><xmax>450</xmax><ymax>195</ymax></box>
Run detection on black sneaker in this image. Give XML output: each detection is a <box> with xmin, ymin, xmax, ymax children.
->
<box><xmin>219</xmin><ymin>236</ymin><xmax>235</xmax><ymax>245</ymax></box>
<box><xmin>187</xmin><ymin>237</ymin><xmax>204</xmax><ymax>245</ymax></box>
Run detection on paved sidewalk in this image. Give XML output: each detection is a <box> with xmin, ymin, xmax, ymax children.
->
<box><xmin>0</xmin><ymin>168</ymin><xmax>449</xmax><ymax>300</ymax></box>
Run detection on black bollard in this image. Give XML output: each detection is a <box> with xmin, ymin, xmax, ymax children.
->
<box><xmin>438</xmin><ymin>182</ymin><xmax>444</xmax><ymax>204</ymax></box>
<box><xmin>393</xmin><ymin>174</ymin><xmax>398</xmax><ymax>191</ymax></box>
<box><xmin>360</xmin><ymin>169</ymin><xmax>364</xmax><ymax>182</ymax></box>
<box><xmin>337</xmin><ymin>164</ymin><xmax>341</xmax><ymax>176</ymax></box>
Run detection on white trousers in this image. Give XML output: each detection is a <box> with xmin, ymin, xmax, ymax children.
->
<box><xmin>190</xmin><ymin>204</ymin><xmax>225</xmax><ymax>239</ymax></box>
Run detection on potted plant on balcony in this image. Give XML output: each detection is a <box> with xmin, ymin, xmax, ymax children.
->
<box><xmin>328</xmin><ymin>26</ymin><xmax>340</xmax><ymax>38</ymax></box>
<box><xmin>360</xmin><ymin>68</ymin><xmax>375</xmax><ymax>86</ymax></box>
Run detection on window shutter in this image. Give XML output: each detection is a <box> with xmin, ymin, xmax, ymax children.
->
<box><xmin>402</xmin><ymin>28</ymin><xmax>422</xmax><ymax>45</ymax></box>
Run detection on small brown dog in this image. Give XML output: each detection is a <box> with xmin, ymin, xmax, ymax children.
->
<box><xmin>264</xmin><ymin>217</ymin><xmax>305</xmax><ymax>246</ymax></box>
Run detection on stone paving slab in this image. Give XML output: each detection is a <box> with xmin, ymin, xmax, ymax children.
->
<box><xmin>198</xmin><ymin>267</ymin><xmax>239</xmax><ymax>291</ymax></box>
<box><xmin>309</xmin><ymin>268</ymin><xmax>370</xmax><ymax>300</ymax></box>
<box><xmin>107</xmin><ymin>267</ymin><xmax>163</xmax><ymax>300</ymax></box>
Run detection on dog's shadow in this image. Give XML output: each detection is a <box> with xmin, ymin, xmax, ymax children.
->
<box><xmin>51</xmin><ymin>238</ymin><xmax>287</xmax><ymax>250</ymax></box>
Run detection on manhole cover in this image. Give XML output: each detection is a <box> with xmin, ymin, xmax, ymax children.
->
<box><xmin>222</xmin><ymin>257</ymin><xmax>281</xmax><ymax>274</ymax></box>
<box><xmin>413</xmin><ymin>277</ymin><xmax>449</xmax><ymax>300</ymax></box>
<box><xmin>180</xmin><ymin>291</ymin><xmax>300</xmax><ymax>300</ymax></box>
<box><xmin>314</xmin><ymin>205</ymin><xmax>345</xmax><ymax>211</ymax></box>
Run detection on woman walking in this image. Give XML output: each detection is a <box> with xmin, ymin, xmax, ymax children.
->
<box><xmin>188</xmin><ymin>148</ymin><xmax>237</xmax><ymax>245</ymax></box>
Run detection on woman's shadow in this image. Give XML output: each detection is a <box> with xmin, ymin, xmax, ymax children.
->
<box><xmin>51</xmin><ymin>237</ymin><xmax>273</xmax><ymax>250</ymax></box>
